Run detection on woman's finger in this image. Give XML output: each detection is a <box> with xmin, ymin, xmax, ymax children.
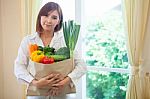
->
<box><xmin>47</xmin><ymin>78</ymin><xmax>55</xmax><ymax>83</ymax></box>
<box><xmin>52</xmin><ymin>83</ymin><xmax>60</xmax><ymax>87</ymax></box>
<box><xmin>53</xmin><ymin>79</ymin><xmax>61</xmax><ymax>84</ymax></box>
<box><xmin>51</xmin><ymin>86</ymin><xmax>59</xmax><ymax>90</ymax></box>
<box><xmin>45</xmin><ymin>74</ymin><xmax>54</xmax><ymax>80</ymax></box>
<box><xmin>47</xmin><ymin>78</ymin><xmax>61</xmax><ymax>85</ymax></box>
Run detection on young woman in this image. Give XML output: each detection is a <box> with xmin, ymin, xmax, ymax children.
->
<box><xmin>14</xmin><ymin>2</ymin><xmax>86</xmax><ymax>99</ymax></box>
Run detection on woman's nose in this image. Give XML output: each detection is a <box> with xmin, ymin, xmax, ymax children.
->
<box><xmin>47</xmin><ymin>17</ymin><xmax>52</xmax><ymax>23</ymax></box>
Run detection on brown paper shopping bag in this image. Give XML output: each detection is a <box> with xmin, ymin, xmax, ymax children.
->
<box><xmin>27</xmin><ymin>58</ymin><xmax>76</xmax><ymax>96</ymax></box>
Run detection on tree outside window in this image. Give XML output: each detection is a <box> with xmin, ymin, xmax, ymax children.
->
<box><xmin>83</xmin><ymin>0</ymin><xmax>129</xmax><ymax>99</ymax></box>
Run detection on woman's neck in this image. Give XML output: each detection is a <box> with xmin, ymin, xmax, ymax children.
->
<box><xmin>40</xmin><ymin>30</ymin><xmax>54</xmax><ymax>38</ymax></box>
<box><xmin>40</xmin><ymin>31</ymin><xmax>54</xmax><ymax>46</ymax></box>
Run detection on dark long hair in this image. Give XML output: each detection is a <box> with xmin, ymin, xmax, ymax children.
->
<box><xmin>36</xmin><ymin>2</ymin><xmax>63</xmax><ymax>33</ymax></box>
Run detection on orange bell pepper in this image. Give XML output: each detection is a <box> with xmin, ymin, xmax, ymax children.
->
<box><xmin>29</xmin><ymin>44</ymin><xmax>38</xmax><ymax>55</ymax></box>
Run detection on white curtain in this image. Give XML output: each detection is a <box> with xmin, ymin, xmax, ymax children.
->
<box><xmin>21</xmin><ymin>0</ymin><xmax>41</xmax><ymax>36</ymax></box>
<box><xmin>123</xmin><ymin>0</ymin><xmax>150</xmax><ymax>99</ymax></box>
<box><xmin>20</xmin><ymin>0</ymin><xmax>41</xmax><ymax>99</ymax></box>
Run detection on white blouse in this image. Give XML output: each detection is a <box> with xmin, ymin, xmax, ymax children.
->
<box><xmin>14</xmin><ymin>31</ymin><xmax>87</xmax><ymax>87</ymax></box>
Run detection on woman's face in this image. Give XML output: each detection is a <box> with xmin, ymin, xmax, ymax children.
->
<box><xmin>41</xmin><ymin>10</ymin><xmax>60</xmax><ymax>32</ymax></box>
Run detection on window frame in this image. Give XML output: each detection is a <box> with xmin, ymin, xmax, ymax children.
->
<box><xmin>75</xmin><ymin>0</ymin><xmax>129</xmax><ymax>99</ymax></box>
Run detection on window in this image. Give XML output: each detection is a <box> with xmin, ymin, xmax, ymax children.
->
<box><xmin>83</xmin><ymin>0</ymin><xmax>129</xmax><ymax>99</ymax></box>
<box><xmin>40</xmin><ymin>0</ymin><xmax>129</xmax><ymax>99</ymax></box>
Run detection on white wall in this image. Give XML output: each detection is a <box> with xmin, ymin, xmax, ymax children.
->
<box><xmin>0</xmin><ymin>0</ymin><xmax>4</xmax><ymax>98</ymax></box>
<box><xmin>1</xmin><ymin>0</ymin><xmax>24</xmax><ymax>98</ymax></box>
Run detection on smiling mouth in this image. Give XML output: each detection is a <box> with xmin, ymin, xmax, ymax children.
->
<box><xmin>45</xmin><ymin>24</ymin><xmax>52</xmax><ymax>26</ymax></box>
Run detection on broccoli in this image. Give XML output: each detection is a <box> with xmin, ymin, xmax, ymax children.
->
<box><xmin>55</xmin><ymin>47</ymin><xmax>70</xmax><ymax>58</ymax></box>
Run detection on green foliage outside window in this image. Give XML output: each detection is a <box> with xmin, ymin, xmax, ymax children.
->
<box><xmin>85</xmin><ymin>10</ymin><xmax>129</xmax><ymax>99</ymax></box>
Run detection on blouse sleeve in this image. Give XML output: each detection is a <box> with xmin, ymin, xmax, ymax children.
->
<box><xmin>67</xmin><ymin>50</ymin><xmax>87</xmax><ymax>86</ymax></box>
<box><xmin>56</xmin><ymin>31</ymin><xmax>87</xmax><ymax>86</ymax></box>
<box><xmin>14</xmin><ymin>36</ymin><xmax>34</xmax><ymax>84</ymax></box>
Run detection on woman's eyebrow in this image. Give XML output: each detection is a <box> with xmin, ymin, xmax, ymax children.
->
<box><xmin>47</xmin><ymin>13</ymin><xmax>58</xmax><ymax>17</ymax></box>
<box><xmin>52</xmin><ymin>15</ymin><xmax>58</xmax><ymax>17</ymax></box>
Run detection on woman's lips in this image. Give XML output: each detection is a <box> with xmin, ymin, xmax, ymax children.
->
<box><xmin>45</xmin><ymin>24</ymin><xmax>52</xmax><ymax>26</ymax></box>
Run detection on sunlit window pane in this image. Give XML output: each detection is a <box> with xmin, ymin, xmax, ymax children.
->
<box><xmin>87</xmin><ymin>71</ymin><xmax>128</xmax><ymax>99</ymax></box>
<box><xmin>83</xmin><ymin>0</ymin><xmax>129</xmax><ymax>99</ymax></box>
<box><xmin>41</xmin><ymin>0</ymin><xmax>75</xmax><ymax>21</ymax></box>
<box><xmin>83</xmin><ymin>0</ymin><xmax>129</xmax><ymax>69</ymax></box>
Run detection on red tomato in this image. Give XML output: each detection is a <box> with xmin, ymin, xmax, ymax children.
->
<box><xmin>41</xmin><ymin>56</ymin><xmax>54</xmax><ymax>64</ymax></box>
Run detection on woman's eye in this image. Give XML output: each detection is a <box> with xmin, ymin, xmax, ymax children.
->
<box><xmin>52</xmin><ymin>16</ymin><xmax>58</xmax><ymax>19</ymax></box>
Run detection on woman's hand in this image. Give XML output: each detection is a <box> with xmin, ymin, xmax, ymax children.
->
<box><xmin>31</xmin><ymin>73</ymin><xmax>64</xmax><ymax>88</ymax></box>
<box><xmin>48</xmin><ymin>76</ymin><xmax>72</xmax><ymax>96</ymax></box>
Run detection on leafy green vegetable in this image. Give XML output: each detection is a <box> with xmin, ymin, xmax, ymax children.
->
<box><xmin>44</xmin><ymin>52</ymin><xmax>53</xmax><ymax>57</ymax></box>
<box><xmin>43</xmin><ymin>45</ymin><xmax>55</xmax><ymax>54</ymax></box>
<box><xmin>63</xmin><ymin>20</ymin><xmax>80</xmax><ymax>57</ymax></box>
<box><xmin>55</xmin><ymin>47</ymin><xmax>70</xmax><ymax>58</ymax></box>
<box><xmin>38</xmin><ymin>46</ymin><xmax>44</xmax><ymax>51</ymax></box>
